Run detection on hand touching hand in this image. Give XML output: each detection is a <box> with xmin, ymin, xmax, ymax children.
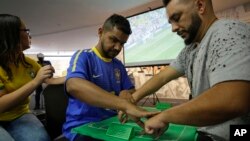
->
<box><xmin>34</xmin><ymin>65</ymin><xmax>55</xmax><ymax>85</ymax></box>
<box><xmin>118</xmin><ymin>90</ymin><xmax>136</xmax><ymax>124</ymax></box>
<box><xmin>118</xmin><ymin>110</ymin><xmax>145</xmax><ymax>128</ymax></box>
<box><xmin>123</xmin><ymin>103</ymin><xmax>160</xmax><ymax>128</ymax></box>
<box><xmin>119</xmin><ymin>90</ymin><xmax>135</xmax><ymax>103</ymax></box>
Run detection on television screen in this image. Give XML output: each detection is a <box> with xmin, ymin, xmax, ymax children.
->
<box><xmin>124</xmin><ymin>7</ymin><xmax>185</xmax><ymax>67</ymax></box>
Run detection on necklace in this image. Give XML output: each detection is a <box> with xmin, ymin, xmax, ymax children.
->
<box><xmin>197</xmin><ymin>17</ymin><xmax>218</xmax><ymax>43</ymax></box>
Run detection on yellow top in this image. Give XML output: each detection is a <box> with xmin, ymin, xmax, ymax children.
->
<box><xmin>0</xmin><ymin>56</ymin><xmax>40</xmax><ymax>121</ymax></box>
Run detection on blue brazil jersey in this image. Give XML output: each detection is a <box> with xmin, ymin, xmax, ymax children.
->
<box><xmin>63</xmin><ymin>47</ymin><xmax>134</xmax><ymax>141</ymax></box>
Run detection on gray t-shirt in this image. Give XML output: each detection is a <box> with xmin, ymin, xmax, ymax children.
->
<box><xmin>170</xmin><ymin>19</ymin><xmax>250</xmax><ymax>140</ymax></box>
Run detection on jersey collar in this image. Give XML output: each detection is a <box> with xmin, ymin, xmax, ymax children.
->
<box><xmin>92</xmin><ymin>47</ymin><xmax>112</xmax><ymax>62</ymax></box>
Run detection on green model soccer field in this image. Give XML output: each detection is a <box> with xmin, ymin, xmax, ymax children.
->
<box><xmin>125</xmin><ymin>28</ymin><xmax>185</xmax><ymax>64</ymax></box>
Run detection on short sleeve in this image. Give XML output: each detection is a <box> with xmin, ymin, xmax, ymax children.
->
<box><xmin>119</xmin><ymin>63</ymin><xmax>134</xmax><ymax>90</ymax></box>
<box><xmin>170</xmin><ymin>47</ymin><xmax>186</xmax><ymax>75</ymax></box>
<box><xmin>33</xmin><ymin>61</ymin><xmax>41</xmax><ymax>73</ymax></box>
<box><xmin>208</xmin><ymin>21</ymin><xmax>250</xmax><ymax>86</ymax></box>
<box><xmin>25</xmin><ymin>56</ymin><xmax>41</xmax><ymax>74</ymax></box>
<box><xmin>66</xmin><ymin>50</ymin><xmax>89</xmax><ymax>81</ymax></box>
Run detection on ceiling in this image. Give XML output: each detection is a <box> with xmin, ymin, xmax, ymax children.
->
<box><xmin>1</xmin><ymin>0</ymin><xmax>250</xmax><ymax>55</ymax></box>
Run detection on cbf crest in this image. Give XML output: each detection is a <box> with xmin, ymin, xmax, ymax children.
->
<box><xmin>28</xmin><ymin>69</ymin><xmax>36</xmax><ymax>78</ymax></box>
<box><xmin>114</xmin><ymin>68</ymin><xmax>121</xmax><ymax>83</ymax></box>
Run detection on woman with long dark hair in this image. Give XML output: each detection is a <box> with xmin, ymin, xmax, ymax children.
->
<box><xmin>0</xmin><ymin>14</ymin><xmax>59</xmax><ymax>141</ymax></box>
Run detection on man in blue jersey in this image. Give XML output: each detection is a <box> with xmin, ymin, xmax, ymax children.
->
<box><xmin>63</xmin><ymin>14</ymin><xmax>158</xmax><ymax>141</ymax></box>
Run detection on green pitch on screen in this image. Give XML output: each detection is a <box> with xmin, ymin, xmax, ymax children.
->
<box><xmin>124</xmin><ymin>28</ymin><xmax>185</xmax><ymax>64</ymax></box>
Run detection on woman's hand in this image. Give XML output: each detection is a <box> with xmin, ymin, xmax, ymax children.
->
<box><xmin>33</xmin><ymin>65</ymin><xmax>55</xmax><ymax>85</ymax></box>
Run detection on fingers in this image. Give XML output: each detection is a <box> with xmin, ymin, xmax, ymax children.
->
<box><xmin>122</xmin><ymin>114</ymin><xmax>128</xmax><ymax>124</ymax></box>
<box><xmin>35</xmin><ymin>65</ymin><xmax>55</xmax><ymax>84</ymax></box>
<box><xmin>138</xmin><ymin>110</ymin><xmax>161</xmax><ymax>120</ymax></box>
<box><xmin>40</xmin><ymin>65</ymin><xmax>54</xmax><ymax>77</ymax></box>
<box><xmin>145</xmin><ymin>126</ymin><xmax>154</xmax><ymax>134</ymax></box>
<box><xmin>154</xmin><ymin>127</ymin><xmax>166</xmax><ymax>139</ymax></box>
<box><xmin>117</xmin><ymin>111</ymin><xmax>123</xmax><ymax>122</ymax></box>
<box><xmin>119</xmin><ymin>111</ymin><xmax>145</xmax><ymax>128</ymax></box>
<box><xmin>118</xmin><ymin>111</ymin><xmax>128</xmax><ymax>124</ymax></box>
<box><xmin>121</xmin><ymin>114</ymin><xmax>128</xmax><ymax>124</ymax></box>
<box><xmin>128</xmin><ymin>115</ymin><xmax>145</xmax><ymax>129</ymax></box>
<box><xmin>144</xmin><ymin>111</ymin><xmax>161</xmax><ymax>118</ymax></box>
<box><xmin>126</xmin><ymin>104</ymin><xmax>160</xmax><ymax>120</ymax></box>
<box><xmin>130</xmin><ymin>97</ymin><xmax>136</xmax><ymax>103</ymax></box>
<box><xmin>127</xmin><ymin>96</ymin><xmax>135</xmax><ymax>104</ymax></box>
<box><xmin>43</xmin><ymin>65</ymin><xmax>55</xmax><ymax>74</ymax></box>
<box><xmin>139</xmin><ymin>130</ymin><xmax>146</xmax><ymax>135</ymax></box>
<box><xmin>135</xmin><ymin>119</ymin><xmax>144</xmax><ymax>129</ymax></box>
<box><xmin>144</xmin><ymin>126</ymin><xmax>166</xmax><ymax>140</ymax></box>
<box><xmin>119</xmin><ymin>91</ymin><xmax>135</xmax><ymax>104</ymax></box>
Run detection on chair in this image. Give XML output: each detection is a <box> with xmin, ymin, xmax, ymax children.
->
<box><xmin>43</xmin><ymin>84</ymin><xmax>68</xmax><ymax>141</ymax></box>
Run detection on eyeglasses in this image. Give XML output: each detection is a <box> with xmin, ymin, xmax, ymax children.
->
<box><xmin>20</xmin><ymin>28</ymin><xmax>30</xmax><ymax>35</ymax></box>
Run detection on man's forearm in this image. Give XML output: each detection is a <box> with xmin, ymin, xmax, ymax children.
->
<box><xmin>66</xmin><ymin>78</ymin><xmax>131</xmax><ymax>111</ymax></box>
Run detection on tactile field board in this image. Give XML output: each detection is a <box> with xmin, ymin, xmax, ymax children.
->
<box><xmin>72</xmin><ymin>107</ymin><xmax>198</xmax><ymax>141</ymax></box>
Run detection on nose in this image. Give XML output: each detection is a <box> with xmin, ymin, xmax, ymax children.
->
<box><xmin>114</xmin><ymin>42</ymin><xmax>122</xmax><ymax>51</ymax></box>
<box><xmin>171</xmin><ymin>23</ymin><xmax>179</xmax><ymax>33</ymax></box>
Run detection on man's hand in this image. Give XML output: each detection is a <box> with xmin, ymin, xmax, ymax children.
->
<box><xmin>118</xmin><ymin>110</ymin><xmax>145</xmax><ymax>128</ymax></box>
<box><xmin>119</xmin><ymin>90</ymin><xmax>135</xmax><ymax>103</ymax></box>
<box><xmin>118</xmin><ymin>90</ymin><xmax>136</xmax><ymax>124</ymax></box>
<box><xmin>144</xmin><ymin>112</ymin><xmax>169</xmax><ymax>139</ymax></box>
<box><xmin>123</xmin><ymin>103</ymin><xmax>160</xmax><ymax>128</ymax></box>
<box><xmin>118</xmin><ymin>90</ymin><xmax>160</xmax><ymax>128</ymax></box>
<box><xmin>118</xmin><ymin>110</ymin><xmax>128</xmax><ymax>124</ymax></box>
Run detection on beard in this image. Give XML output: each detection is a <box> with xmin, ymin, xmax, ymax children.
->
<box><xmin>101</xmin><ymin>41</ymin><xmax>119</xmax><ymax>59</ymax></box>
<box><xmin>184</xmin><ymin>13</ymin><xmax>202</xmax><ymax>45</ymax></box>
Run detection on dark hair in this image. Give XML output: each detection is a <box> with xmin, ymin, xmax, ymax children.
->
<box><xmin>102</xmin><ymin>14</ymin><xmax>132</xmax><ymax>35</ymax></box>
<box><xmin>163</xmin><ymin>0</ymin><xmax>193</xmax><ymax>6</ymax></box>
<box><xmin>162</xmin><ymin>0</ymin><xmax>171</xmax><ymax>6</ymax></box>
<box><xmin>0</xmin><ymin>14</ymin><xmax>31</xmax><ymax>80</ymax></box>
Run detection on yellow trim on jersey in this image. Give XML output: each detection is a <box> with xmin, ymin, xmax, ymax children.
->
<box><xmin>71</xmin><ymin>47</ymin><xmax>112</xmax><ymax>72</ymax></box>
<box><xmin>72</xmin><ymin>50</ymin><xmax>83</xmax><ymax>72</ymax></box>
<box><xmin>92</xmin><ymin>47</ymin><xmax>112</xmax><ymax>62</ymax></box>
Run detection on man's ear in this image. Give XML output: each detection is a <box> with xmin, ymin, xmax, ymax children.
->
<box><xmin>98</xmin><ymin>27</ymin><xmax>103</xmax><ymax>38</ymax></box>
<box><xmin>195</xmin><ymin>0</ymin><xmax>206</xmax><ymax>15</ymax></box>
